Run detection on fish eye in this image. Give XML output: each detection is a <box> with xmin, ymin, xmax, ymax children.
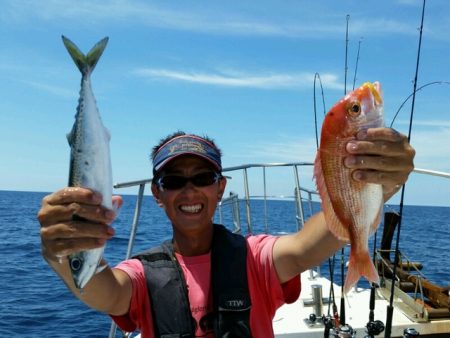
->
<box><xmin>347</xmin><ymin>102</ymin><xmax>361</xmax><ymax>116</ymax></box>
<box><xmin>70</xmin><ymin>257</ymin><xmax>83</xmax><ymax>271</ymax></box>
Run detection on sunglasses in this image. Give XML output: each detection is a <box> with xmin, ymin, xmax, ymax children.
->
<box><xmin>156</xmin><ymin>172</ymin><xmax>223</xmax><ymax>191</ymax></box>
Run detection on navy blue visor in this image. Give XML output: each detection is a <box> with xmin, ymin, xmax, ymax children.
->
<box><xmin>153</xmin><ymin>135</ymin><xmax>222</xmax><ymax>173</ymax></box>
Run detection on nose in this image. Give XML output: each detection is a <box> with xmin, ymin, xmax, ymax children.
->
<box><xmin>181</xmin><ymin>180</ymin><xmax>198</xmax><ymax>192</ymax></box>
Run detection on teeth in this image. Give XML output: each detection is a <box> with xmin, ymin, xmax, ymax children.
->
<box><xmin>180</xmin><ymin>204</ymin><xmax>202</xmax><ymax>213</ymax></box>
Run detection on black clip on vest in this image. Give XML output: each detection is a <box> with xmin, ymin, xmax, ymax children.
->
<box><xmin>134</xmin><ymin>224</ymin><xmax>252</xmax><ymax>338</ymax></box>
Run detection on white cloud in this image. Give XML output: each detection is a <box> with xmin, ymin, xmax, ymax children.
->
<box><xmin>395</xmin><ymin>0</ymin><xmax>422</xmax><ymax>6</ymax></box>
<box><xmin>132</xmin><ymin>67</ymin><xmax>343</xmax><ymax>90</ymax></box>
<box><xmin>1</xmin><ymin>0</ymin><xmax>420</xmax><ymax>39</ymax></box>
<box><xmin>237</xmin><ymin>136</ymin><xmax>318</xmax><ymax>163</ymax></box>
<box><xmin>394</xmin><ymin>119</ymin><xmax>450</xmax><ymax>128</ymax></box>
<box><xmin>409</xmin><ymin>127</ymin><xmax>450</xmax><ymax>172</ymax></box>
<box><xmin>21</xmin><ymin>80</ymin><xmax>76</xmax><ymax>99</ymax></box>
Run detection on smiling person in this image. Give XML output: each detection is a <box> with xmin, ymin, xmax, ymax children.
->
<box><xmin>38</xmin><ymin>129</ymin><xmax>415</xmax><ymax>338</ymax></box>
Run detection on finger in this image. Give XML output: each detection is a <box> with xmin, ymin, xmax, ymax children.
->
<box><xmin>346</xmin><ymin>138</ymin><xmax>409</xmax><ymax>156</ymax></box>
<box><xmin>112</xmin><ymin>195</ymin><xmax>124</xmax><ymax>210</ymax></box>
<box><xmin>356</xmin><ymin>127</ymin><xmax>406</xmax><ymax>142</ymax></box>
<box><xmin>344</xmin><ymin>155</ymin><xmax>408</xmax><ymax>172</ymax></box>
<box><xmin>41</xmin><ymin>221</ymin><xmax>115</xmax><ymax>241</ymax></box>
<box><xmin>43</xmin><ymin>187</ymin><xmax>102</xmax><ymax>207</ymax></box>
<box><xmin>39</xmin><ymin>202</ymin><xmax>116</xmax><ymax>227</ymax></box>
<box><xmin>351</xmin><ymin>169</ymin><xmax>409</xmax><ymax>188</ymax></box>
<box><xmin>44</xmin><ymin>237</ymin><xmax>108</xmax><ymax>258</ymax></box>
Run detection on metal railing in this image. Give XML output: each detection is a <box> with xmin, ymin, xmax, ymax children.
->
<box><xmin>219</xmin><ymin>162</ymin><xmax>318</xmax><ymax>234</ymax></box>
<box><xmin>108</xmin><ymin>164</ymin><xmax>450</xmax><ymax>336</ymax></box>
<box><xmin>376</xmin><ymin>249</ymin><xmax>429</xmax><ymax>322</ymax></box>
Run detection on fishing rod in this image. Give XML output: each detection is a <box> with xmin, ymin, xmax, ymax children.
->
<box><xmin>339</xmin><ymin>13</ymin><xmax>351</xmax><ymax>331</ymax></box>
<box><xmin>312</xmin><ymin>76</ymin><xmax>343</xmax><ymax>337</ymax></box>
<box><xmin>312</xmin><ymin>72</ymin><xmax>339</xmax><ymax>338</ymax></box>
<box><xmin>389</xmin><ymin>81</ymin><xmax>450</xmax><ymax>128</ymax></box>
<box><xmin>313</xmin><ymin>72</ymin><xmax>327</xmax><ymax>149</ymax></box>
<box><xmin>364</xmin><ymin>232</ymin><xmax>385</xmax><ymax>338</ymax></box>
<box><xmin>344</xmin><ymin>14</ymin><xmax>350</xmax><ymax>96</ymax></box>
<box><xmin>384</xmin><ymin>1</ymin><xmax>427</xmax><ymax>337</ymax></box>
<box><xmin>352</xmin><ymin>38</ymin><xmax>363</xmax><ymax>91</ymax></box>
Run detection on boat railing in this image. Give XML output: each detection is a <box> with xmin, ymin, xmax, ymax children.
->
<box><xmin>376</xmin><ymin>248</ymin><xmax>450</xmax><ymax>321</ymax></box>
<box><xmin>219</xmin><ymin>162</ymin><xmax>318</xmax><ymax>234</ymax></box>
<box><xmin>412</xmin><ymin>167</ymin><xmax>450</xmax><ymax>179</ymax></box>
<box><xmin>218</xmin><ymin>192</ymin><xmax>242</xmax><ymax>233</ymax></box>
<box><xmin>373</xmin><ymin>167</ymin><xmax>450</xmax><ymax>322</ymax></box>
<box><xmin>111</xmin><ymin>165</ymin><xmax>449</xmax><ymax>265</ymax></box>
<box><xmin>217</xmin><ymin>162</ymin><xmax>323</xmax><ymax>279</ymax></box>
<box><xmin>108</xmin><ymin>165</ymin><xmax>450</xmax><ymax>336</ymax></box>
<box><xmin>376</xmin><ymin>249</ymin><xmax>426</xmax><ymax>289</ymax></box>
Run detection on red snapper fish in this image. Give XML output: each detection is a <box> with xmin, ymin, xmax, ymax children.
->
<box><xmin>314</xmin><ymin>82</ymin><xmax>384</xmax><ymax>293</ymax></box>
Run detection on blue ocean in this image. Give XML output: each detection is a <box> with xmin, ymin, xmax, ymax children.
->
<box><xmin>1</xmin><ymin>190</ymin><xmax>449</xmax><ymax>337</ymax></box>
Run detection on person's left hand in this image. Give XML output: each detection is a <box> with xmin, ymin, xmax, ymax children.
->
<box><xmin>344</xmin><ymin>127</ymin><xmax>416</xmax><ymax>201</ymax></box>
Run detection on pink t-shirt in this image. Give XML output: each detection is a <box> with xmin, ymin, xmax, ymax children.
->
<box><xmin>111</xmin><ymin>234</ymin><xmax>300</xmax><ymax>338</ymax></box>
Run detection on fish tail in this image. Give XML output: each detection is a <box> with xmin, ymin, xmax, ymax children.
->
<box><xmin>344</xmin><ymin>251</ymin><xmax>379</xmax><ymax>293</ymax></box>
<box><xmin>62</xmin><ymin>35</ymin><xmax>108</xmax><ymax>75</ymax></box>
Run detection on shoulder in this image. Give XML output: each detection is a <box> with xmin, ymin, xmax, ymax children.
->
<box><xmin>245</xmin><ymin>234</ymin><xmax>280</xmax><ymax>276</ymax></box>
<box><xmin>245</xmin><ymin>234</ymin><xmax>300</xmax><ymax>310</ymax></box>
<box><xmin>111</xmin><ymin>259</ymin><xmax>154</xmax><ymax>335</ymax></box>
<box><xmin>114</xmin><ymin>258</ymin><xmax>145</xmax><ymax>281</ymax></box>
<box><xmin>246</xmin><ymin>234</ymin><xmax>279</xmax><ymax>258</ymax></box>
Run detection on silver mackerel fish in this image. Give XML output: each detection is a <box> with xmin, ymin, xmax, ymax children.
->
<box><xmin>62</xmin><ymin>36</ymin><xmax>113</xmax><ymax>289</ymax></box>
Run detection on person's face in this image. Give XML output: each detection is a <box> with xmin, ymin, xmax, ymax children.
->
<box><xmin>151</xmin><ymin>155</ymin><xmax>226</xmax><ymax>236</ymax></box>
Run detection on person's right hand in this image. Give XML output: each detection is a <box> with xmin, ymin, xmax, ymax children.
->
<box><xmin>37</xmin><ymin>187</ymin><xmax>121</xmax><ymax>263</ymax></box>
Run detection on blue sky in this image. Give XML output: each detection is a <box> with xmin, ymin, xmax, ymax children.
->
<box><xmin>1</xmin><ymin>0</ymin><xmax>449</xmax><ymax>206</ymax></box>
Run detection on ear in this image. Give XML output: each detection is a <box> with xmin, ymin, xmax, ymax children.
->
<box><xmin>217</xmin><ymin>176</ymin><xmax>227</xmax><ymax>201</ymax></box>
<box><xmin>151</xmin><ymin>184</ymin><xmax>163</xmax><ymax>207</ymax></box>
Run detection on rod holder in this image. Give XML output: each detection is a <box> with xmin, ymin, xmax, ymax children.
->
<box><xmin>311</xmin><ymin>284</ymin><xmax>323</xmax><ymax>317</ymax></box>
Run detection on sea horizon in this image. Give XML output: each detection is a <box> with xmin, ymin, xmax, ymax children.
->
<box><xmin>4</xmin><ymin>189</ymin><xmax>450</xmax><ymax>208</ymax></box>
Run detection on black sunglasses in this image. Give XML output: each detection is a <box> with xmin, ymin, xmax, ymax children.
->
<box><xmin>157</xmin><ymin>172</ymin><xmax>223</xmax><ymax>191</ymax></box>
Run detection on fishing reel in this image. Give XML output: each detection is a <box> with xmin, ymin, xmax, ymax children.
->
<box><xmin>364</xmin><ymin>319</ymin><xmax>385</xmax><ymax>337</ymax></box>
<box><xmin>329</xmin><ymin>324</ymin><xmax>356</xmax><ymax>338</ymax></box>
<box><xmin>403</xmin><ymin>328</ymin><xmax>420</xmax><ymax>337</ymax></box>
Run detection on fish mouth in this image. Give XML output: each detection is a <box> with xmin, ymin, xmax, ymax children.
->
<box><xmin>362</xmin><ymin>82</ymin><xmax>383</xmax><ymax>105</ymax></box>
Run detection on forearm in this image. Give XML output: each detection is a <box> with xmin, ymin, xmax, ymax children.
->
<box><xmin>274</xmin><ymin>211</ymin><xmax>347</xmax><ymax>283</ymax></box>
<box><xmin>38</xmin><ymin>189</ymin><xmax>129</xmax><ymax>315</ymax></box>
<box><xmin>44</xmin><ymin>255</ymin><xmax>129</xmax><ymax>315</ymax></box>
<box><xmin>293</xmin><ymin>212</ymin><xmax>347</xmax><ymax>271</ymax></box>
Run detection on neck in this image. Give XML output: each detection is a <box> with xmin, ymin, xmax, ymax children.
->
<box><xmin>172</xmin><ymin>224</ymin><xmax>214</xmax><ymax>256</ymax></box>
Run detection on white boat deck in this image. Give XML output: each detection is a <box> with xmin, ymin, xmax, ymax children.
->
<box><xmin>273</xmin><ymin>271</ymin><xmax>450</xmax><ymax>337</ymax></box>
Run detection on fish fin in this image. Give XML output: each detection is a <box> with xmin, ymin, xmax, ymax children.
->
<box><xmin>62</xmin><ymin>35</ymin><xmax>108</xmax><ymax>75</ymax></box>
<box><xmin>104</xmin><ymin>126</ymin><xmax>111</xmax><ymax>142</ymax></box>
<box><xmin>62</xmin><ymin>35</ymin><xmax>88</xmax><ymax>74</ymax></box>
<box><xmin>314</xmin><ymin>152</ymin><xmax>350</xmax><ymax>241</ymax></box>
<box><xmin>369</xmin><ymin>204</ymin><xmax>383</xmax><ymax>236</ymax></box>
<box><xmin>344</xmin><ymin>251</ymin><xmax>379</xmax><ymax>293</ymax></box>
<box><xmin>95</xmin><ymin>261</ymin><xmax>108</xmax><ymax>274</ymax></box>
<box><xmin>112</xmin><ymin>198</ymin><xmax>121</xmax><ymax>217</ymax></box>
<box><xmin>66</xmin><ymin>127</ymin><xmax>75</xmax><ymax>146</ymax></box>
<box><xmin>86</xmin><ymin>37</ymin><xmax>109</xmax><ymax>71</ymax></box>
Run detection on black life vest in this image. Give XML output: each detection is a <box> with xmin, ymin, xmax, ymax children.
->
<box><xmin>133</xmin><ymin>223</ymin><xmax>252</xmax><ymax>338</ymax></box>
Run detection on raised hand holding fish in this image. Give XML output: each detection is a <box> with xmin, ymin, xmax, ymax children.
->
<box><xmin>314</xmin><ymin>82</ymin><xmax>384</xmax><ymax>293</ymax></box>
<box><xmin>344</xmin><ymin>127</ymin><xmax>415</xmax><ymax>201</ymax></box>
